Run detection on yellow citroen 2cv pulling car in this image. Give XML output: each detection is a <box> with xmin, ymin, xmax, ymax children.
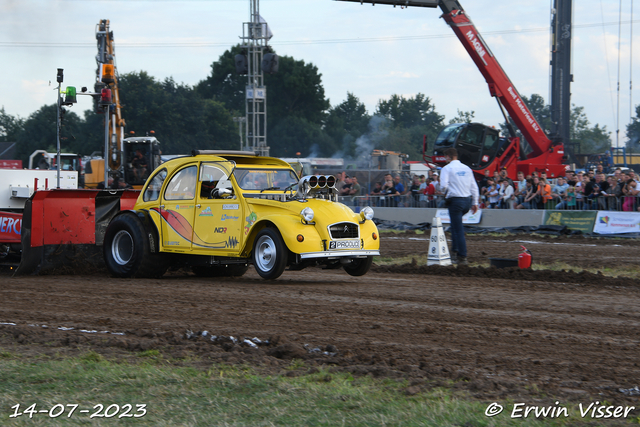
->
<box><xmin>103</xmin><ymin>150</ymin><xmax>380</xmax><ymax>280</ymax></box>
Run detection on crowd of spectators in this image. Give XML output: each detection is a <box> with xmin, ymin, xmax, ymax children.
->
<box><xmin>336</xmin><ymin>165</ymin><xmax>640</xmax><ymax>212</ymax></box>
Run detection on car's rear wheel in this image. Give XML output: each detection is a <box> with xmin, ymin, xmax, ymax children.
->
<box><xmin>192</xmin><ymin>264</ymin><xmax>248</xmax><ymax>277</ymax></box>
<box><xmin>253</xmin><ymin>228</ymin><xmax>288</xmax><ymax>280</ymax></box>
<box><xmin>103</xmin><ymin>214</ymin><xmax>166</xmax><ymax>278</ymax></box>
<box><xmin>343</xmin><ymin>256</ymin><xmax>373</xmax><ymax>277</ymax></box>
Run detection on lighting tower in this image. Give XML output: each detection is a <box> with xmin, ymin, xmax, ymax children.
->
<box><xmin>239</xmin><ymin>0</ymin><xmax>274</xmax><ymax>156</ymax></box>
<box><xmin>550</xmin><ymin>0</ymin><xmax>573</xmax><ymax>157</ymax></box>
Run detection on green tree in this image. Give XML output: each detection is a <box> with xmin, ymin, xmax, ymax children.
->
<box><xmin>376</xmin><ymin>93</ymin><xmax>443</xmax><ymax>129</ymax></box>
<box><xmin>626</xmin><ymin>105</ymin><xmax>640</xmax><ymax>149</ymax></box>
<box><xmin>15</xmin><ymin>105</ymin><xmax>82</xmax><ymax>164</ymax></box>
<box><xmin>571</xmin><ymin>105</ymin><xmax>611</xmax><ymax>153</ymax></box>
<box><xmin>197</xmin><ymin>47</ymin><xmax>331</xmax><ymax>145</ymax></box>
<box><xmin>324</xmin><ymin>93</ymin><xmax>371</xmax><ymax>158</ymax></box>
<box><xmin>0</xmin><ymin>107</ymin><xmax>24</xmax><ymax>142</ymax></box>
<box><xmin>265</xmin><ymin>55</ymin><xmax>330</xmax><ymax>126</ymax></box>
<box><xmin>119</xmin><ymin>71</ymin><xmax>237</xmax><ymax>154</ymax></box>
<box><xmin>373</xmin><ymin>94</ymin><xmax>445</xmax><ymax>160</ymax></box>
<box><xmin>499</xmin><ymin>94</ymin><xmax>610</xmax><ymax>155</ymax></box>
<box><xmin>196</xmin><ymin>45</ymin><xmax>246</xmax><ymax>114</ymax></box>
<box><xmin>269</xmin><ymin>116</ymin><xmax>334</xmax><ymax>158</ymax></box>
<box><xmin>448</xmin><ymin>109</ymin><xmax>475</xmax><ymax>125</ymax></box>
<box><xmin>75</xmin><ymin>110</ymin><xmax>107</xmax><ymax>156</ymax></box>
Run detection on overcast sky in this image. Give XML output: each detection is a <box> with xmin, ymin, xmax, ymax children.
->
<box><xmin>0</xmin><ymin>0</ymin><xmax>638</xmax><ymax>148</ymax></box>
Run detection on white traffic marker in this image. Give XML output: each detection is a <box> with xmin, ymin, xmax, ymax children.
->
<box><xmin>427</xmin><ymin>217</ymin><xmax>451</xmax><ymax>266</ymax></box>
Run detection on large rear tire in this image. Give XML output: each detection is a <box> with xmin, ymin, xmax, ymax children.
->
<box><xmin>343</xmin><ymin>256</ymin><xmax>373</xmax><ymax>277</ymax></box>
<box><xmin>192</xmin><ymin>264</ymin><xmax>248</xmax><ymax>277</ymax></box>
<box><xmin>252</xmin><ymin>228</ymin><xmax>288</xmax><ymax>280</ymax></box>
<box><xmin>103</xmin><ymin>214</ymin><xmax>166</xmax><ymax>278</ymax></box>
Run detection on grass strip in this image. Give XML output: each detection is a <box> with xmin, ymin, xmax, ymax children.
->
<box><xmin>0</xmin><ymin>353</ymin><xmax>626</xmax><ymax>426</ymax></box>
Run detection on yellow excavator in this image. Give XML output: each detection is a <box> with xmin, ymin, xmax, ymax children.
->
<box><xmin>83</xmin><ymin>19</ymin><xmax>161</xmax><ymax>189</ymax></box>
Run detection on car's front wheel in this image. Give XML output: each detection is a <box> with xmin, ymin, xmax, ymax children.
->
<box><xmin>343</xmin><ymin>256</ymin><xmax>373</xmax><ymax>277</ymax></box>
<box><xmin>252</xmin><ymin>228</ymin><xmax>288</xmax><ymax>280</ymax></box>
<box><xmin>103</xmin><ymin>214</ymin><xmax>165</xmax><ymax>278</ymax></box>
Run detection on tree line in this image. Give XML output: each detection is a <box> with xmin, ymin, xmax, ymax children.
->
<box><xmin>0</xmin><ymin>44</ymin><xmax>623</xmax><ymax>165</ymax></box>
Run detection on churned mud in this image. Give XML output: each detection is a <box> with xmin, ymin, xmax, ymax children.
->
<box><xmin>1</xmin><ymin>232</ymin><xmax>640</xmax><ymax>404</ymax></box>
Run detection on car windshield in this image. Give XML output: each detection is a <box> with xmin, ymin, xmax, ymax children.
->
<box><xmin>234</xmin><ymin>168</ymin><xmax>299</xmax><ymax>191</ymax></box>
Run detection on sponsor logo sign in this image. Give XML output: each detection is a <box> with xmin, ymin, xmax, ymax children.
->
<box><xmin>466</xmin><ymin>29</ymin><xmax>488</xmax><ymax>65</ymax></box>
<box><xmin>0</xmin><ymin>213</ymin><xmax>22</xmax><ymax>243</ymax></box>
<box><xmin>221</xmin><ymin>214</ymin><xmax>239</xmax><ymax>221</ymax></box>
<box><xmin>199</xmin><ymin>207</ymin><xmax>213</xmax><ymax>217</ymax></box>
<box><xmin>593</xmin><ymin>211</ymin><xmax>640</xmax><ymax>234</ymax></box>
<box><xmin>507</xmin><ymin>86</ymin><xmax>541</xmax><ymax>133</ymax></box>
<box><xmin>214</xmin><ymin>227</ymin><xmax>227</xmax><ymax>234</ymax></box>
<box><xmin>329</xmin><ymin>239</ymin><xmax>360</xmax><ymax>250</ymax></box>
<box><xmin>245</xmin><ymin>211</ymin><xmax>257</xmax><ymax>235</ymax></box>
<box><xmin>544</xmin><ymin>211</ymin><xmax>596</xmax><ymax>234</ymax></box>
<box><xmin>435</xmin><ymin>209</ymin><xmax>482</xmax><ymax>224</ymax></box>
<box><xmin>223</xmin><ymin>204</ymin><xmax>239</xmax><ymax>210</ymax></box>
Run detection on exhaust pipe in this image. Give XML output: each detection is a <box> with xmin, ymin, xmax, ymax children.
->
<box><xmin>297</xmin><ymin>175</ymin><xmax>336</xmax><ymax>193</ymax></box>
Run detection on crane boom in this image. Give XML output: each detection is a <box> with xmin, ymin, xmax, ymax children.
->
<box><xmin>336</xmin><ymin>0</ymin><xmax>567</xmax><ymax>177</ymax></box>
<box><xmin>439</xmin><ymin>5</ymin><xmax>552</xmax><ymax>157</ymax></box>
<box><xmin>95</xmin><ymin>19</ymin><xmax>125</xmax><ymax>172</ymax></box>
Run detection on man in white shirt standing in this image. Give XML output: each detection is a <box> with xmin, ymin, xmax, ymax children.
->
<box><xmin>440</xmin><ymin>148</ymin><xmax>479</xmax><ymax>265</ymax></box>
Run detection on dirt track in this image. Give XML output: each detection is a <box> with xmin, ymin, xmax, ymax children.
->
<box><xmin>2</xmin><ymin>233</ymin><xmax>640</xmax><ymax>404</ymax></box>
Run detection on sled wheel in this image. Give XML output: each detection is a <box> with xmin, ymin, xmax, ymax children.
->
<box><xmin>253</xmin><ymin>228</ymin><xmax>288</xmax><ymax>280</ymax></box>
<box><xmin>343</xmin><ymin>256</ymin><xmax>373</xmax><ymax>277</ymax></box>
<box><xmin>103</xmin><ymin>214</ymin><xmax>165</xmax><ymax>278</ymax></box>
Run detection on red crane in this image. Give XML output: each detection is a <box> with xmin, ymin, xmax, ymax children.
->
<box><xmin>337</xmin><ymin>0</ymin><xmax>568</xmax><ymax>178</ymax></box>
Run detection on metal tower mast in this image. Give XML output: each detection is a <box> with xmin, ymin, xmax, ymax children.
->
<box><xmin>240</xmin><ymin>0</ymin><xmax>270</xmax><ymax>156</ymax></box>
<box><xmin>550</xmin><ymin>0</ymin><xmax>573</xmax><ymax>155</ymax></box>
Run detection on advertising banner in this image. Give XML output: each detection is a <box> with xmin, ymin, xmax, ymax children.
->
<box><xmin>543</xmin><ymin>211</ymin><xmax>596</xmax><ymax>234</ymax></box>
<box><xmin>0</xmin><ymin>211</ymin><xmax>22</xmax><ymax>244</ymax></box>
<box><xmin>593</xmin><ymin>211</ymin><xmax>640</xmax><ymax>234</ymax></box>
<box><xmin>435</xmin><ymin>209</ymin><xmax>482</xmax><ymax>224</ymax></box>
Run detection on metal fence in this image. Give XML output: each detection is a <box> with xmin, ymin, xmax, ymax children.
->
<box><xmin>338</xmin><ymin>193</ymin><xmax>640</xmax><ymax>212</ymax></box>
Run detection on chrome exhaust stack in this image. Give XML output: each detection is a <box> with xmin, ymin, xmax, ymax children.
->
<box><xmin>297</xmin><ymin>175</ymin><xmax>337</xmax><ymax>197</ymax></box>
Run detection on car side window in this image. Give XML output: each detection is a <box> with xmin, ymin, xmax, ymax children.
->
<box><xmin>142</xmin><ymin>168</ymin><xmax>167</xmax><ymax>202</ymax></box>
<box><xmin>165</xmin><ymin>166</ymin><xmax>197</xmax><ymax>200</ymax></box>
<box><xmin>199</xmin><ymin>164</ymin><xmax>229</xmax><ymax>199</ymax></box>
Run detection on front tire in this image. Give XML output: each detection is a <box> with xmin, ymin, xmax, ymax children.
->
<box><xmin>343</xmin><ymin>256</ymin><xmax>373</xmax><ymax>277</ymax></box>
<box><xmin>252</xmin><ymin>228</ymin><xmax>288</xmax><ymax>280</ymax></box>
<box><xmin>103</xmin><ymin>214</ymin><xmax>165</xmax><ymax>278</ymax></box>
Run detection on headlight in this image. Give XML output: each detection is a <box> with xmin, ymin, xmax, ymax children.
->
<box><xmin>300</xmin><ymin>207</ymin><xmax>314</xmax><ymax>222</ymax></box>
<box><xmin>360</xmin><ymin>206</ymin><xmax>374</xmax><ymax>221</ymax></box>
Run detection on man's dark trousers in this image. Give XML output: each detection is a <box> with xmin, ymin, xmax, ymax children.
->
<box><xmin>447</xmin><ymin>197</ymin><xmax>471</xmax><ymax>257</ymax></box>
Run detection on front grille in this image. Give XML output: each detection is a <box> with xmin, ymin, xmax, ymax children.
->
<box><xmin>329</xmin><ymin>222</ymin><xmax>359</xmax><ymax>239</ymax></box>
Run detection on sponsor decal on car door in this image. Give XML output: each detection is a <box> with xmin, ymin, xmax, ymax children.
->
<box><xmin>190</xmin><ymin>162</ymin><xmax>242</xmax><ymax>253</ymax></box>
<box><xmin>157</xmin><ymin>164</ymin><xmax>198</xmax><ymax>252</ymax></box>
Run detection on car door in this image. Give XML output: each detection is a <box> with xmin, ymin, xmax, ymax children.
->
<box><xmin>191</xmin><ymin>161</ymin><xmax>243</xmax><ymax>255</ymax></box>
<box><xmin>159</xmin><ymin>164</ymin><xmax>198</xmax><ymax>252</ymax></box>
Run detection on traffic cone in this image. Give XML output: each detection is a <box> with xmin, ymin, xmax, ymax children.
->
<box><xmin>427</xmin><ymin>217</ymin><xmax>452</xmax><ymax>266</ymax></box>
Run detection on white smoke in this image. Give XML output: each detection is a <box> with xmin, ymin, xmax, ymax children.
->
<box><xmin>342</xmin><ymin>115</ymin><xmax>390</xmax><ymax>168</ymax></box>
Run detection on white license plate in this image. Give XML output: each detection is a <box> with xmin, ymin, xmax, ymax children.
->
<box><xmin>329</xmin><ymin>239</ymin><xmax>360</xmax><ymax>250</ymax></box>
